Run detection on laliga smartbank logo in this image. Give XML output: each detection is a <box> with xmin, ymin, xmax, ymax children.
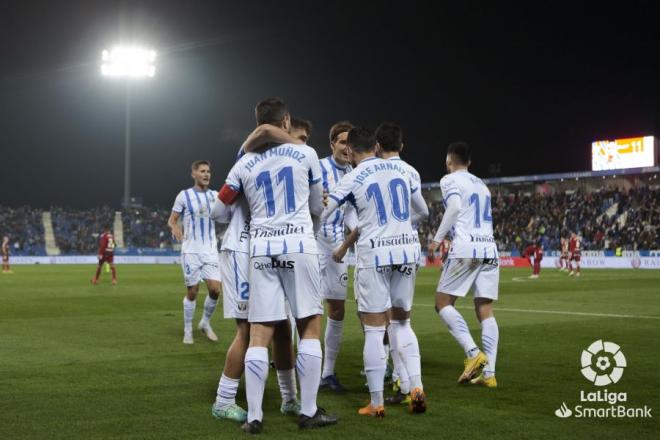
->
<box><xmin>580</xmin><ymin>339</ymin><xmax>626</xmax><ymax>386</ymax></box>
<box><xmin>554</xmin><ymin>340</ymin><xmax>653</xmax><ymax>419</ymax></box>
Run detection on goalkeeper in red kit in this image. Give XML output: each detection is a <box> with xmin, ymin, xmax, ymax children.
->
<box><xmin>92</xmin><ymin>228</ymin><xmax>117</xmax><ymax>285</ymax></box>
<box><xmin>523</xmin><ymin>240</ymin><xmax>543</xmax><ymax>279</ymax></box>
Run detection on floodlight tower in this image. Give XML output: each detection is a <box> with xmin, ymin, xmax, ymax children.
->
<box><xmin>101</xmin><ymin>46</ymin><xmax>156</xmax><ymax>208</ymax></box>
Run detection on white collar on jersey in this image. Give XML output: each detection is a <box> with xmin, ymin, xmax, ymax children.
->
<box><xmin>328</xmin><ymin>155</ymin><xmax>349</xmax><ymax>172</ymax></box>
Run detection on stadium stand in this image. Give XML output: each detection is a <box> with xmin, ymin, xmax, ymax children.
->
<box><xmin>122</xmin><ymin>207</ymin><xmax>174</xmax><ymax>249</ymax></box>
<box><xmin>51</xmin><ymin>206</ymin><xmax>115</xmax><ymax>255</ymax></box>
<box><xmin>0</xmin><ymin>206</ymin><xmax>45</xmax><ymax>256</ymax></box>
<box><xmin>420</xmin><ymin>173</ymin><xmax>659</xmax><ymax>254</ymax></box>
<box><xmin>3</xmin><ymin>172</ymin><xmax>657</xmax><ymax>256</ymax></box>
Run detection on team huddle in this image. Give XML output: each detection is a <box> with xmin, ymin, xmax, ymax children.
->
<box><xmin>166</xmin><ymin>97</ymin><xmax>501</xmax><ymax>434</ymax></box>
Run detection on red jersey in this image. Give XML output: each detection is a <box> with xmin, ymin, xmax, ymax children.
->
<box><xmin>1</xmin><ymin>241</ymin><xmax>8</xmax><ymax>258</ymax></box>
<box><xmin>569</xmin><ymin>237</ymin><xmax>581</xmax><ymax>255</ymax></box>
<box><xmin>523</xmin><ymin>245</ymin><xmax>543</xmax><ymax>261</ymax></box>
<box><xmin>99</xmin><ymin>231</ymin><xmax>116</xmax><ymax>256</ymax></box>
<box><xmin>560</xmin><ymin>238</ymin><xmax>569</xmax><ymax>255</ymax></box>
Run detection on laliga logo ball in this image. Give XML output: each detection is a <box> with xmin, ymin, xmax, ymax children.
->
<box><xmin>580</xmin><ymin>340</ymin><xmax>626</xmax><ymax>386</ymax></box>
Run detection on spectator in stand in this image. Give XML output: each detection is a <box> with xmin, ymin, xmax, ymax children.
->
<box><xmin>0</xmin><ymin>206</ymin><xmax>45</xmax><ymax>255</ymax></box>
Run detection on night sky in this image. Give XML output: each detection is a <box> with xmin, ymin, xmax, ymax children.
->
<box><xmin>1</xmin><ymin>1</ymin><xmax>658</xmax><ymax>208</ymax></box>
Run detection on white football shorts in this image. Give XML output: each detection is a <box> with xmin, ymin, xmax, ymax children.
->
<box><xmin>319</xmin><ymin>253</ymin><xmax>349</xmax><ymax>300</ymax></box>
<box><xmin>354</xmin><ymin>264</ymin><xmax>417</xmax><ymax>313</ymax></box>
<box><xmin>436</xmin><ymin>258</ymin><xmax>499</xmax><ymax>300</ymax></box>
<box><xmin>181</xmin><ymin>252</ymin><xmax>222</xmax><ymax>287</ymax></box>
<box><xmin>219</xmin><ymin>250</ymin><xmax>249</xmax><ymax>320</ymax></box>
<box><xmin>248</xmin><ymin>253</ymin><xmax>323</xmax><ymax>323</ymax></box>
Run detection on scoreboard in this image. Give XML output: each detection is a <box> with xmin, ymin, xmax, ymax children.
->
<box><xmin>592</xmin><ymin>136</ymin><xmax>656</xmax><ymax>171</ymax></box>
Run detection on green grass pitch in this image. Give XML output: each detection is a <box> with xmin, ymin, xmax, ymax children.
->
<box><xmin>1</xmin><ymin>265</ymin><xmax>659</xmax><ymax>439</ymax></box>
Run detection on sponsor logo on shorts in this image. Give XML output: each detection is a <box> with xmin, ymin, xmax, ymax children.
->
<box><xmin>375</xmin><ymin>264</ymin><xmax>414</xmax><ymax>276</ymax></box>
<box><xmin>339</xmin><ymin>272</ymin><xmax>348</xmax><ymax>287</ymax></box>
<box><xmin>237</xmin><ymin>302</ymin><xmax>248</xmax><ymax>312</ymax></box>
<box><xmin>253</xmin><ymin>259</ymin><xmax>295</xmax><ymax>270</ymax></box>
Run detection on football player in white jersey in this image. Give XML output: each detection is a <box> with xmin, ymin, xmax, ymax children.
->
<box><xmin>167</xmin><ymin>160</ymin><xmax>221</xmax><ymax>344</ymax></box>
<box><xmin>427</xmin><ymin>142</ymin><xmax>500</xmax><ymax>388</ymax></box>
<box><xmin>209</xmin><ymin>120</ymin><xmax>312</xmax><ymax>423</ymax></box>
<box><xmin>322</xmin><ymin>127</ymin><xmax>427</xmax><ymax>417</ymax></box>
<box><xmin>216</xmin><ymin>98</ymin><xmax>337</xmax><ymax>433</ymax></box>
<box><xmin>317</xmin><ymin>121</ymin><xmax>354</xmax><ymax>393</ymax></box>
<box><xmin>374</xmin><ymin>122</ymin><xmax>429</xmax><ymax>405</ymax></box>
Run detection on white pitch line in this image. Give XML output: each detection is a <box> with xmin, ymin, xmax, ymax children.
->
<box><xmin>414</xmin><ymin>303</ymin><xmax>660</xmax><ymax>320</ymax></box>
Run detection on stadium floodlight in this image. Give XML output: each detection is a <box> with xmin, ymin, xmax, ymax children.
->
<box><xmin>101</xmin><ymin>45</ymin><xmax>156</xmax><ymax>208</ymax></box>
<box><xmin>101</xmin><ymin>46</ymin><xmax>156</xmax><ymax>78</ymax></box>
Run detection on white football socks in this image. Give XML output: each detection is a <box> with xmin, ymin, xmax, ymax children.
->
<box><xmin>296</xmin><ymin>339</ymin><xmax>322</xmax><ymax>417</ymax></box>
<box><xmin>245</xmin><ymin>346</ymin><xmax>269</xmax><ymax>423</ymax></box>
<box><xmin>202</xmin><ymin>295</ymin><xmax>218</xmax><ymax>324</ymax></box>
<box><xmin>363</xmin><ymin>325</ymin><xmax>386</xmax><ymax>407</ymax></box>
<box><xmin>182</xmin><ymin>297</ymin><xmax>196</xmax><ymax>333</ymax></box>
<box><xmin>391</xmin><ymin>319</ymin><xmax>422</xmax><ymax>390</ymax></box>
<box><xmin>387</xmin><ymin>322</ymin><xmax>410</xmax><ymax>394</ymax></box>
<box><xmin>215</xmin><ymin>373</ymin><xmax>240</xmax><ymax>409</ymax></box>
<box><xmin>481</xmin><ymin>317</ymin><xmax>499</xmax><ymax>378</ymax></box>
<box><xmin>438</xmin><ymin>305</ymin><xmax>479</xmax><ymax>357</ymax></box>
<box><xmin>322</xmin><ymin>318</ymin><xmax>344</xmax><ymax>378</ymax></box>
<box><xmin>276</xmin><ymin>368</ymin><xmax>298</xmax><ymax>403</ymax></box>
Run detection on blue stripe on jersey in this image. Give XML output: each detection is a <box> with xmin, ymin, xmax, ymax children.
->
<box><xmin>282</xmin><ymin>239</ymin><xmax>287</xmax><ymax>254</ymax></box>
<box><xmin>347</xmin><ymin>192</ymin><xmax>357</xmax><ymax>210</ymax></box>
<box><xmin>299</xmin><ymin>241</ymin><xmax>304</xmax><ymax>253</ymax></box>
<box><xmin>328</xmin><ymin>193</ymin><xmax>343</xmax><ymax>205</ymax></box>
<box><xmin>389</xmin><ymin>251</ymin><xmax>394</xmax><ymax>265</ymax></box>
<box><xmin>403</xmin><ymin>250</ymin><xmax>408</xmax><ymax>264</ymax></box>
<box><xmin>473</xmin><ymin>248</ymin><xmax>477</xmax><ymax>258</ymax></box>
<box><xmin>205</xmin><ymin>191</ymin><xmax>213</xmax><ymax>243</ymax></box>
<box><xmin>308</xmin><ymin>169</ymin><xmax>321</xmax><ymax>185</ymax></box>
<box><xmin>328</xmin><ymin>158</ymin><xmax>339</xmax><ymax>183</ymax></box>
<box><xmin>484</xmin><ymin>248</ymin><xmax>487</xmax><ymax>258</ymax></box>
<box><xmin>193</xmin><ymin>190</ymin><xmax>205</xmax><ymax>244</ymax></box>
<box><xmin>329</xmin><ymin>155</ymin><xmax>347</xmax><ymax>172</ymax></box>
<box><xmin>184</xmin><ymin>190</ymin><xmax>196</xmax><ymax>240</ymax></box>
<box><xmin>319</xmin><ymin>160</ymin><xmax>330</xmax><ymax>192</ymax></box>
<box><xmin>320</xmin><ymin>160</ymin><xmax>330</xmax><ymax>238</ymax></box>
<box><xmin>332</xmin><ymin>210</ymin><xmax>341</xmax><ymax>241</ymax></box>
<box><xmin>252</xmin><ymin>244</ymin><xmax>256</xmax><ymax>256</ymax></box>
<box><xmin>266</xmin><ymin>240</ymin><xmax>271</xmax><ymax>256</ymax></box>
<box><xmin>193</xmin><ymin>190</ymin><xmax>208</xmax><ymax>244</ymax></box>
<box><xmin>444</xmin><ymin>192</ymin><xmax>460</xmax><ymax>203</ymax></box>
<box><xmin>232</xmin><ymin>251</ymin><xmax>240</xmax><ymax>299</ymax></box>
<box><xmin>375</xmin><ymin>255</ymin><xmax>380</xmax><ymax>266</ymax></box>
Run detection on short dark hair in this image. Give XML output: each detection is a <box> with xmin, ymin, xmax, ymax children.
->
<box><xmin>375</xmin><ymin>122</ymin><xmax>403</xmax><ymax>152</ymax></box>
<box><xmin>291</xmin><ymin>117</ymin><xmax>312</xmax><ymax>137</ymax></box>
<box><xmin>346</xmin><ymin>127</ymin><xmax>376</xmax><ymax>154</ymax></box>
<box><xmin>329</xmin><ymin>121</ymin><xmax>354</xmax><ymax>143</ymax></box>
<box><xmin>255</xmin><ymin>97</ymin><xmax>288</xmax><ymax>126</ymax></box>
<box><xmin>191</xmin><ymin>160</ymin><xmax>211</xmax><ymax>170</ymax></box>
<box><xmin>447</xmin><ymin>142</ymin><xmax>471</xmax><ymax>165</ymax></box>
